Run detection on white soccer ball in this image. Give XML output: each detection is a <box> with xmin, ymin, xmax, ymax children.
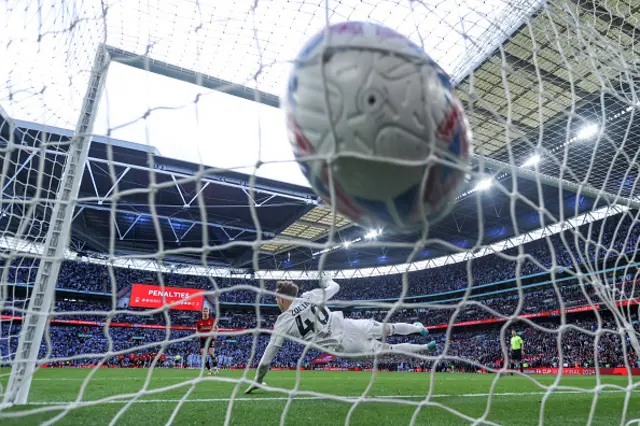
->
<box><xmin>283</xmin><ymin>22</ymin><xmax>471</xmax><ymax>231</ymax></box>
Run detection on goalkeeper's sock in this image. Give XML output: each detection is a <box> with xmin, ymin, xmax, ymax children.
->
<box><xmin>205</xmin><ymin>359</ymin><xmax>211</xmax><ymax>371</ymax></box>
<box><xmin>390</xmin><ymin>323</ymin><xmax>424</xmax><ymax>336</ymax></box>
<box><xmin>390</xmin><ymin>343</ymin><xmax>434</xmax><ymax>354</ymax></box>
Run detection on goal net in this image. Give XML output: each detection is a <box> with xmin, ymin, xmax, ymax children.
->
<box><xmin>1</xmin><ymin>0</ymin><xmax>640</xmax><ymax>424</ymax></box>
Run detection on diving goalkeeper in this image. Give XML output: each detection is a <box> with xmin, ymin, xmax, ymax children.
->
<box><xmin>245</xmin><ymin>276</ymin><xmax>437</xmax><ymax>393</ymax></box>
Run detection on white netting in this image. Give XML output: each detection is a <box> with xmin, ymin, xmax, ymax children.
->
<box><xmin>0</xmin><ymin>107</ymin><xmax>71</xmax><ymax>392</ymax></box>
<box><xmin>1</xmin><ymin>0</ymin><xmax>640</xmax><ymax>424</ymax></box>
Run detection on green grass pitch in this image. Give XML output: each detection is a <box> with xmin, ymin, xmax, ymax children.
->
<box><xmin>1</xmin><ymin>368</ymin><xmax>638</xmax><ymax>425</ymax></box>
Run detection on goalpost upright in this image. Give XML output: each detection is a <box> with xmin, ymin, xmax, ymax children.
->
<box><xmin>2</xmin><ymin>46</ymin><xmax>111</xmax><ymax>407</ymax></box>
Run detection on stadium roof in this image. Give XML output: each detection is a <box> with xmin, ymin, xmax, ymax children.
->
<box><xmin>0</xmin><ymin>110</ymin><xmax>628</xmax><ymax>273</ymax></box>
<box><xmin>456</xmin><ymin>0</ymin><xmax>640</xmax><ymax>197</ymax></box>
<box><xmin>1</xmin><ymin>0</ymin><xmax>639</xmax><ymax>274</ymax></box>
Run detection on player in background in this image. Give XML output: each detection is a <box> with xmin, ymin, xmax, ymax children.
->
<box><xmin>510</xmin><ymin>329</ymin><xmax>524</xmax><ymax>374</ymax></box>
<box><xmin>245</xmin><ymin>276</ymin><xmax>437</xmax><ymax>393</ymax></box>
<box><xmin>128</xmin><ymin>352</ymin><xmax>137</xmax><ymax>368</ymax></box>
<box><xmin>196</xmin><ymin>306</ymin><xmax>220</xmax><ymax>375</ymax></box>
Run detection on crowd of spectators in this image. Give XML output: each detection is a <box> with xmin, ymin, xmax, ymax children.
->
<box><xmin>1</xmin><ymin>314</ymin><xmax>638</xmax><ymax>372</ymax></box>
<box><xmin>437</xmin><ymin>318</ymin><xmax>640</xmax><ymax>372</ymax></box>
<box><xmin>1</xmin><ymin>212</ymin><xmax>638</xmax><ymax>372</ymax></box>
<box><xmin>2</xmin><ymin>259</ymin><xmax>638</xmax><ymax>353</ymax></box>
<box><xmin>2</xmin><ymin>212</ymin><xmax>639</xmax><ymax>304</ymax></box>
<box><xmin>4</xmin><ymin>273</ymin><xmax>637</xmax><ymax>332</ymax></box>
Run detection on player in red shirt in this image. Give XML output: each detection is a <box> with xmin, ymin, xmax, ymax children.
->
<box><xmin>196</xmin><ymin>307</ymin><xmax>219</xmax><ymax>375</ymax></box>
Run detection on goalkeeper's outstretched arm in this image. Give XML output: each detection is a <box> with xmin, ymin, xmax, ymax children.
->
<box><xmin>302</xmin><ymin>275</ymin><xmax>340</xmax><ymax>304</ymax></box>
<box><xmin>245</xmin><ymin>333</ymin><xmax>283</xmax><ymax>394</ymax></box>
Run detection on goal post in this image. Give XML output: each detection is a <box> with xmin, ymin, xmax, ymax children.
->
<box><xmin>2</xmin><ymin>45</ymin><xmax>111</xmax><ymax>407</ymax></box>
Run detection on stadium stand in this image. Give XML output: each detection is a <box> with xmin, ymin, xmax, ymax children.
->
<box><xmin>2</xmin><ymin>316</ymin><xmax>638</xmax><ymax>372</ymax></box>
<box><xmin>1</xmin><ymin>213</ymin><xmax>638</xmax><ymax>374</ymax></box>
<box><xmin>4</xmin><ymin>211</ymin><xmax>639</xmax><ymax>301</ymax></box>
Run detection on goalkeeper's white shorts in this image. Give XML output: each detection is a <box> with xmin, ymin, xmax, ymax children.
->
<box><xmin>340</xmin><ymin>319</ymin><xmax>386</xmax><ymax>356</ymax></box>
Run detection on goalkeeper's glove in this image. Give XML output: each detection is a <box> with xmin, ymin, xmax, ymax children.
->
<box><xmin>318</xmin><ymin>271</ymin><xmax>334</xmax><ymax>288</ymax></box>
<box><xmin>244</xmin><ymin>364</ymin><xmax>269</xmax><ymax>394</ymax></box>
<box><xmin>244</xmin><ymin>382</ymin><xmax>266</xmax><ymax>394</ymax></box>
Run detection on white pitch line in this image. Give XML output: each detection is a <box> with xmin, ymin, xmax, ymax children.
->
<box><xmin>32</xmin><ymin>378</ymin><xmax>142</xmax><ymax>381</ymax></box>
<box><xmin>24</xmin><ymin>390</ymin><xmax>631</xmax><ymax>405</ymax></box>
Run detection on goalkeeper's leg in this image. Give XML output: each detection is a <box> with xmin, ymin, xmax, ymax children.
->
<box><xmin>386</xmin><ymin>322</ymin><xmax>429</xmax><ymax>337</ymax></box>
<box><xmin>344</xmin><ymin>320</ymin><xmax>438</xmax><ymax>356</ymax></box>
<box><xmin>385</xmin><ymin>322</ymin><xmax>436</xmax><ymax>352</ymax></box>
<box><xmin>352</xmin><ymin>319</ymin><xmax>429</xmax><ymax>339</ymax></box>
<box><xmin>387</xmin><ymin>341</ymin><xmax>438</xmax><ymax>353</ymax></box>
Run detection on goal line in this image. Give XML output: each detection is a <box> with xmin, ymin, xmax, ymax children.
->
<box><xmin>22</xmin><ymin>389</ymin><xmax>630</xmax><ymax>406</ymax></box>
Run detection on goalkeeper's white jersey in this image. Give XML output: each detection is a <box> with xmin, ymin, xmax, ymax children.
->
<box><xmin>258</xmin><ymin>281</ymin><xmax>345</xmax><ymax>366</ymax></box>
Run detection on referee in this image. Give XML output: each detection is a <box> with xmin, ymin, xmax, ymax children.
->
<box><xmin>510</xmin><ymin>330</ymin><xmax>524</xmax><ymax>374</ymax></box>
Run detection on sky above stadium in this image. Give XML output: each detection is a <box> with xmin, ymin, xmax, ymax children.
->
<box><xmin>1</xmin><ymin>0</ymin><xmax>542</xmax><ymax>187</ymax></box>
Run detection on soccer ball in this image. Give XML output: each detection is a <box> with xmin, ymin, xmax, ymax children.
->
<box><xmin>282</xmin><ymin>22</ymin><xmax>471</xmax><ymax>231</ymax></box>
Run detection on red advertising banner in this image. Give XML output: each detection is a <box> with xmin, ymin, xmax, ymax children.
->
<box><xmin>606</xmin><ymin>368</ymin><xmax>640</xmax><ymax>376</ymax></box>
<box><xmin>0</xmin><ymin>315</ymin><xmax>247</xmax><ymax>332</ymax></box>
<box><xmin>129</xmin><ymin>284</ymin><xmax>204</xmax><ymax>311</ymax></box>
<box><xmin>313</xmin><ymin>367</ymin><xmax>349</xmax><ymax>371</ymax></box>
<box><xmin>312</xmin><ymin>353</ymin><xmax>337</xmax><ymax>364</ymax></box>
<box><xmin>523</xmin><ymin>368</ymin><xmax>640</xmax><ymax>376</ymax></box>
<box><xmin>523</xmin><ymin>368</ymin><xmax>597</xmax><ymax>375</ymax></box>
<box><xmin>3</xmin><ymin>297</ymin><xmax>638</xmax><ymax>333</ymax></box>
<box><xmin>34</xmin><ymin>365</ymin><xmax>640</xmax><ymax>375</ymax></box>
<box><xmin>425</xmin><ymin>298</ymin><xmax>637</xmax><ymax>331</ymax></box>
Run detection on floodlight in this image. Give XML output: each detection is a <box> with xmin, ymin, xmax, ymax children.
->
<box><xmin>475</xmin><ymin>178</ymin><xmax>493</xmax><ymax>191</ymax></box>
<box><xmin>364</xmin><ymin>229</ymin><xmax>382</xmax><ymax>239</ymax></box>
<box><xmin>576</xmin><ymin>123</ymin><xmax>599</xmax><ymax>140</ymax></box>
<box><xmin>522</xmin><ymin>154</ymin><xmax>541</xmax><ymax>167</ymax></box>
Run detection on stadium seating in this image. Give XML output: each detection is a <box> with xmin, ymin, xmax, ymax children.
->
<box><xmin>1</xmin><ymin>213</ymin><xmax>638</xmax><ymax>372</ymax></box>
<box><xmin>3</xmin><ymin>212</ymin><xmax>639</xmax><ymax>302</ymax></box>
<box><xmin>20</xmin><ymin>279</ymin><xmax>634</xmax><ymax>328</ymax></box>
<box><xmin>1</xmin><ymin>317</ymin><xmax>637</xmax><ymax>371</ymax></box>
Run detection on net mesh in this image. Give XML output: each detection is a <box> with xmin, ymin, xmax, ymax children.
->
<box><xmin>1</xmin><ymin>0</ymin><xmax>640</xmax><ymax>424</ymax></box>
<box><xmin>0</xmin><ymin>112</ymin><xmax>70</xmax><ymax>388</ymax></box>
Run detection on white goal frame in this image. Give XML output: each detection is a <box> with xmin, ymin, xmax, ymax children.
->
<box><xmin>2</xmin><ymin>46</ymin><xmax>111</xmax><ymax>407</ymax></box>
